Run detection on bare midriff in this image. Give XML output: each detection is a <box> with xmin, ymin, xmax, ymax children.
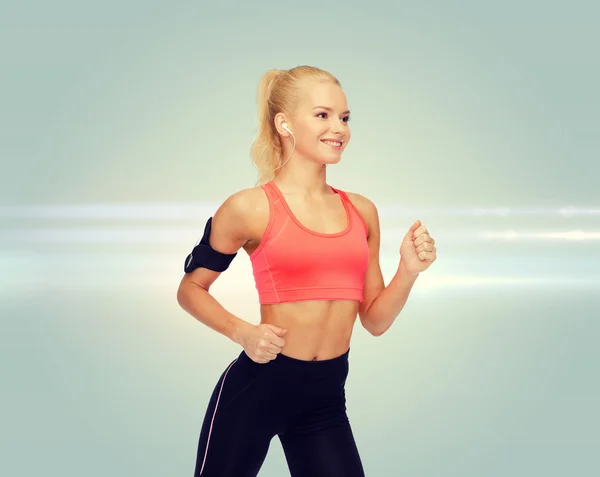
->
<box><xmin>260</xmin><ymin>300</ymin><xmax>360</xmax><ymax>361</ymax></box>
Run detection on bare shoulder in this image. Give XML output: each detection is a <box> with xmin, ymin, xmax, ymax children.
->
<box><xmin>215</xmin><ymin>186</ymin><xmax>268</xmax><ymax>220</ymax></box>
<box><xmin>345</xmin><ymin>191</ymin><xmax>377</xmax><ymax>215</ymax></box>
<box><xmin>344</xmin><ymin>191</ymin><xmax>380</xmax><ymax>236</ymax></box>
<box><xmin>210</xmin><ymin>186</ymin><xmax>269</xmax><ymax>253</ymax></box>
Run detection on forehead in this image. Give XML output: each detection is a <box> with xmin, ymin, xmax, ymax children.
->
<box><xmin>295</xmin><ymin>79</ymin><xmax>348</xmax><ymax>112</ymax></box>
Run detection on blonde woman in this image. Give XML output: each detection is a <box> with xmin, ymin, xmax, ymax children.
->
<box><xmin>177</xmin><ymin>65</ymin><xmax>437</xmax><ymax>477</ymax></box>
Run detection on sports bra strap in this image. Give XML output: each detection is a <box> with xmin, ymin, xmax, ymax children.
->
<box><xmin>331</xmin><ymin>186</ymin><xmax>350</xmax><ymax>202</ymax></box>
<box><xmin>331</xmin><ymin>187</ymin><xmax>369</xmax><ymax>236</ymax></box>
<box><xmin>262</xmin><ymin>181</ymin><xmax>279</xmax><ymax>200</ymax></box>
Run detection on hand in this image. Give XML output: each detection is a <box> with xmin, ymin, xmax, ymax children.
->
<box><xmin>399</xmin><ymin>220</ymin><xmax>437</xmax><ymax>275</ymax></box>
<box><xmin>239</xmin><ymin>323</ymin><xmax>287</xmax><ymax>364</ymax></box>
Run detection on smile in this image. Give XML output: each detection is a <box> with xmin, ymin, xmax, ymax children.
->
<box><xmin>321</xmin><ymin>139</ymin><xmax>343</xmax><ymax>149</ymax></box>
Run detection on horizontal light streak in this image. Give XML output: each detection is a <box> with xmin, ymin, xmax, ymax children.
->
<box><xmin>417</xmin><ymin>275</ymin><xmax>600</xmax><ymax>288</ymax></box>
<box><xmin>481</xmin><ymin>230</ymin><xmax>600</xmax><ymax>241</ymax></box>
<box><xmin>1</xmin><ymin>226</ymin><xmax>200</xmax><ymax>244</ymax></box>
<box><xmin>1</xmin><ymin>272</ymin><xmax>597</xmax><ymax>293</ymax></box>
<box><xmin>2</xmin><ymin>227</ymin><xmax>600</xmax><ymax>244</ymax></box>
<box><xmin>0</xmin><ymin>203</ymin><xmax>220</xmax><ymax>220</ymax></box>
<box><xmin>1</xmin><ymin>204</ymin><xmax>599</xmax><ymax>220</ymax></box>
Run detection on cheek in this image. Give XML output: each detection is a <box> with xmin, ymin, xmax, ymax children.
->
<box><xmin>342</xmin><ymin>130</ymin><xmax>351</xmax><ymax>150</ymax></box>
<box><xmin>296</xmin><ymin>127</ymin><xmax>326</xmax><ymax>147</ymax></box>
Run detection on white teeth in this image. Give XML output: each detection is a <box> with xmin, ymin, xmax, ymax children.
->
<box><xmin>322</xmin><ymin>140</ymin><xmax>342</xmax><ymax>147</ymax></box>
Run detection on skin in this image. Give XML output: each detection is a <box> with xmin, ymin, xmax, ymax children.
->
<box><xmin>177</xmin><ymin>78</ymin><xmax>437</xmax><ymax>363</ymax></box>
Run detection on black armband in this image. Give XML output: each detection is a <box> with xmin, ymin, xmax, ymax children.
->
<box><xmin>184</xmin><ymin>217</ymin><xmax>237</xmax><ymax>273</ymax></box>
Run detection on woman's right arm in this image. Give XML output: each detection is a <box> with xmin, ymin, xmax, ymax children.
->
<box><xmin>176</xmin><ymin>189</ymin><xmax>287</xmax><ymax>362</ymax></box>
<box><xmin>176</xmin><ymin>190</ymin><xmax>252</xmax><ymax>344</ymax></box>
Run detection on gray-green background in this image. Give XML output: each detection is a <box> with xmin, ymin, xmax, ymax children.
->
<box><xmin>1</xmin><ymin>1</ymin><xmax>598</xmax><ymax>476</ymax></box>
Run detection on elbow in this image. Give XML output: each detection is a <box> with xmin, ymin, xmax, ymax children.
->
<box><xmin>360</xmin><ymin>315</ymin><xmax>387</xmax><ymax>337</ymax></box>
<box><xmin>176</xmin><ymin>280</ymin><xmax>195</xmax><ymax>309</ymax></box>
<box><xmin>369</xmin><ymin>325</ymin><xmax>388</xmax><ymax>337</ymax></box>
<box><xmin>176</xmin><ymin>282</ymin><xmax>188</xmax><ymax>309</ymax></box>
<box><xmin>359</xmin><ymin>300</ymin><xmax>387</xmax><ymax>337</ymax></box>
<box><xmin>176</xmin><ymin>279</ymin><xmax>209</xmax><ymax>310</ymax></box>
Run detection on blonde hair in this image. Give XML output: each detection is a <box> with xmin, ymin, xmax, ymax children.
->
<box><xmin>250</xmin><ymin>65</ymin><xmax>341</xmax><ymax>185</ymax></box>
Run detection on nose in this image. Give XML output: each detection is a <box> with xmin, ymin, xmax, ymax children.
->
<box><xmin>330</xmin><ymin>118</ymin><xmax>346</xmax><ymax>135</ymax></box>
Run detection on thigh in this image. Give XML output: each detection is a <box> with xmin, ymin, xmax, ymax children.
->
<box><xmin>193</xmin><ymin>353</ymin><xmax>275</xmax><ymax>477</ymax></box>
<box><xmin>279</xmin><ymin>420</ymin><xmax>366</xmax><ymax>477</ymax></box>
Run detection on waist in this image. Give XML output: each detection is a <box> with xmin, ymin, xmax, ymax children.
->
<box><xmin>237</xmin><ymin>346</ymin><xmax>350</xmax><ymax>384</ymax></box>
<box><xmin>260</xmin><ymin>300</ymin><xmax>358</xmax><ymax>361</ymax></box>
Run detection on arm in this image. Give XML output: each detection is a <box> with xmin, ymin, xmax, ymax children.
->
<box><xmin>348</xmin><ymin>193</ymin><xmax>420</xmax><ymax>337</ymax></box>
<box><xmin>177</xmin><ymin>188</ymin><xmax>288</xmax><ymax>364</ymax></box>
<box><xmin>176</xmin><ymin>190</ymin><xmax>255</xmax><ymax>345</ymax></box>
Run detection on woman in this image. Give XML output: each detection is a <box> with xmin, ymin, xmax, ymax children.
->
<box><xmin>177</xmin><ymin>65</ymin><xmax>437</xmax><ymax>477</ymax></box>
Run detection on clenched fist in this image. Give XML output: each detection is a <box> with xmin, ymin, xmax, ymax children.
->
<box><xmin>399</xmin><ymin>219</ymin><xmax>437</xmax><ymax>275</ymax></box>
<box><xmin>239</xmin><ymin>323</ymin><xmax>287</xmax><ymax>364</ymax></box>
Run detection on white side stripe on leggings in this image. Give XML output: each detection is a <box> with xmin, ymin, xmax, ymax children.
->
<box><xmin>199</xmin><ymin>358</ymin><xmax>238</xmax><ymax>476</ymax></box>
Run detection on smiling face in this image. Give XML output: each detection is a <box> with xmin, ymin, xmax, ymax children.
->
<box><xmin>286</xmin><ymin>79</ymin><xmax>351</xmax><ymax>166</ymax></box>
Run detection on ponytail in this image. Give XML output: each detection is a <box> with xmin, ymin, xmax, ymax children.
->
<box><xmin>250</xmin><ymin>69</ymin><xmax>284</xmax><ymax>185</ymax></box>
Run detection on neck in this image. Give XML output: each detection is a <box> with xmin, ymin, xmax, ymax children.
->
<box><xmin>274</xmin><ymin>163</ymin><xmax>330</xmax><ymax>195</ymax></box>
<box><xmin>273</xmin><ymin>145</ymin><xmax>333</xmax><ymax>195</ymax></box>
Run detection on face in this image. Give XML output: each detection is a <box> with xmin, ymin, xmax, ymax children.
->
<box><xmin>286</xmin><ymin>80</ymin><xmax>351</xmax><ymax>165</ymax></box>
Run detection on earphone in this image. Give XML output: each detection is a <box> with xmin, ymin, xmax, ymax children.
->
<box><xmin>273</xmin><ymin>121</ymin><xmax>296</xmax><ymax>172</ymax></box>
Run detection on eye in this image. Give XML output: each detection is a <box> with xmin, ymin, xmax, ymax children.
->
<box><xmin>316</xmin><ymin>112</ymin><xmax>351</xmax><ymax>123</ymax></box>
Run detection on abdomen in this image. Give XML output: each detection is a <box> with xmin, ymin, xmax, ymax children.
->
<box><xmin>260</xmin><ymin>300</ymin><xmax>359</xmax><ymax>360</ymax></box>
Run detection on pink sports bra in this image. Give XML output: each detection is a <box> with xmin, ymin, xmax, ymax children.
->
<box><xmin>250</xmin><ymin>181</ymin><xmax>370</xmax><ymax>304</ymax></box>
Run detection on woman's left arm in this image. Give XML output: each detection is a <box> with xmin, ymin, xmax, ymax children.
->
<box><xmin>347</xmin><ymin>193</ymin><xmax>437</xmax><ymax>336</ymax></box>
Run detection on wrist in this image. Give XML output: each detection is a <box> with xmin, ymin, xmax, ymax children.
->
<box><xmin>397</xmin><ymin>260</ymin><xmax>419</xmax><ymax>282</ymax></box>
<box><xmin>227</xmin><ymin>316</ymin><xmax>252</xmax><ymax>345</ymax></box>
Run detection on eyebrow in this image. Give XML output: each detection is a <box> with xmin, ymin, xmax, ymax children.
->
<box><xmin>312</xmin><ymin>106</ymin><xmax>351</xmax><ymax>115</ymax></box>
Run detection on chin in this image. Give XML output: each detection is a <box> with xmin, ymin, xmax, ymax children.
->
<box><xmin>325</xmin><ymin>157</ymin><xmax>342</xmax><ymax>166</ymax></box>
<box><xmin>317</xmin><ymin>153</ymin><xmax>343</xmax><ymax>166</ymax></box>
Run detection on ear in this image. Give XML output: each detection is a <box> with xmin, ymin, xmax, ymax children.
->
<box><xmin>274</xmin><ymin>112</ymin><xmax>291</xmax><ymax>137</ymax></box>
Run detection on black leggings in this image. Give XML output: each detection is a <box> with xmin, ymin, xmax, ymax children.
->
<box><xmin>193</xmin><ymin>348</ymin><xmax>365</xmax><ymax>477</ymax></box>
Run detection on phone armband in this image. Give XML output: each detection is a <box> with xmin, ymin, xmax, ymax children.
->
<box><xmin>184</xmin><ymin>217</ymin><xmax>237</xmax><ymax>273</ymax></box>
